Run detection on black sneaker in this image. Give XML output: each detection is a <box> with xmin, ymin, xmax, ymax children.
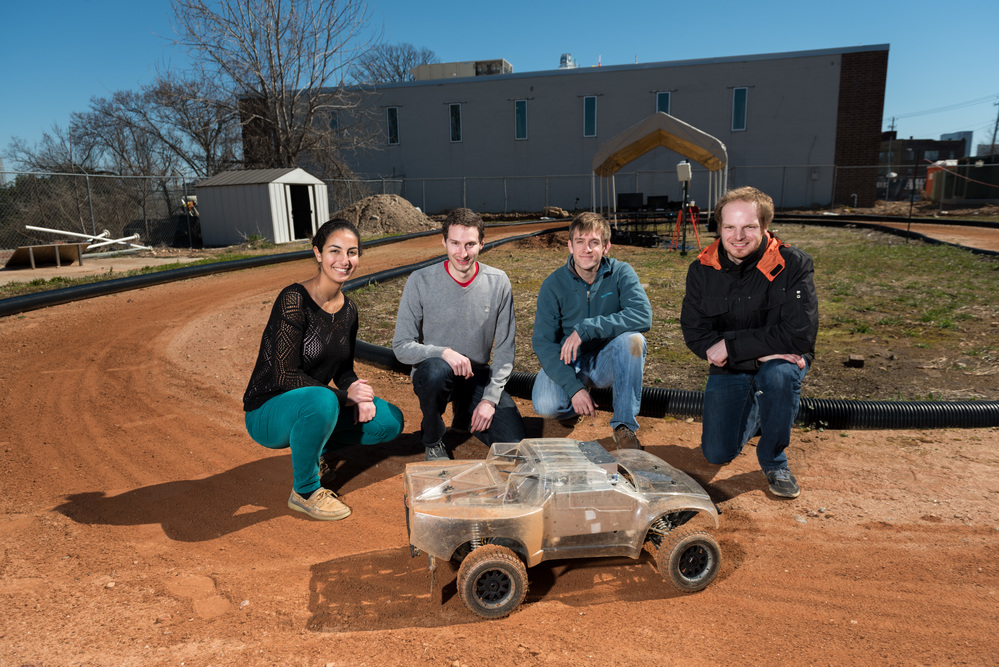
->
<box><xmin>425</xmin><ymin>441</ymin><xmax>451</xmax><ymax>461</ymax></box>
<box><xmin>765</xmin><ymin>467</ymin><xmax>800</xmax><ymax>498</ymax></box>
<box><xmin>612</xmin><ymin>424</ymin><xmax>643</xmax><ymax>450</ymax></box>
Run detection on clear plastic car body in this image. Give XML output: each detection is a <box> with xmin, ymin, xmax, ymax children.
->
<box><xmin>404</xmin><ymin>438</ymin><xmax>720</xmax><ymax>568</ymax></box>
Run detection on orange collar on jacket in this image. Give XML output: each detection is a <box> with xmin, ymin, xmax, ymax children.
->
<box><xmin>697</xmin><ymin>232</ymin><xmax>787</xmax><ymax>282</ymax></box>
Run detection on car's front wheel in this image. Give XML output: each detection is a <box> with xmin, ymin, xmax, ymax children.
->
<box><xmin>457</xmin><ymin>544</ymin><xmax>528</xmax><ymax>618</ymax></box>
<box><xmin>656</xmin><ymin>529</ymin><xmax>721</xmax><ymax>593</ymax></box>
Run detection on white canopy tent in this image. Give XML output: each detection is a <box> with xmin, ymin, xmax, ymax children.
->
<box><xmin>591</xmin><ymin>112</ymin><xmax>728</xmax><ymax>221</ymax></box>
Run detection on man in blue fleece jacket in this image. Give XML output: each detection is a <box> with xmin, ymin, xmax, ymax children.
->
<box><xmin>531</xmin><ymin>212</ymin><xmax>653</xmax><ymax>449</ymax></box>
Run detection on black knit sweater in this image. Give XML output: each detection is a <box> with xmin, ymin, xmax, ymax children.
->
<box><xmin>243</xmin><ymin>283</ymin><xmax>359</xmax><ymax>412</ymax></box>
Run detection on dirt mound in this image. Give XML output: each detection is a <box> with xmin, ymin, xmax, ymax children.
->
<box><xmin>333</xmin><ymin>195</ymin><xmax>438</xmax><ymax>236</ymax></box>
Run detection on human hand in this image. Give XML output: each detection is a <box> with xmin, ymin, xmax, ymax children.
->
<box><xmin>442</xmin><ymin>348</ymin><xmax>473</xmax><ymax>378</ymax></box>
<box><xmin>706</xmin><ymin>340</ymin><xmax>729</xmax><ymax>367</ymax></box>
<box><xmin>346</xmin><ymin>379</ymin><xmax>374</xmax><ymax>405</ymax></box>
<box><xmin>560</xmin><ymin>330</ymin><xmax>583</xmax><ymax>364</ymax></box>
<box><xmin>470</xmin><ymin>400</ymin><xmax>495</xmax><ymax>433</ymax></box>
<box><xmin>758</xmin><ymin>353</ymin><xmax>806</xmax><ymax>369</ymax></box>
<box><xmin>570</xmin><ymin>388</ymin><xmax>597</xmax><ymax>417</ymax></box>
<box><xmin>354</xmin><ymin>400</ymin><xmax>376</xmax><ymax>424</ymax></box>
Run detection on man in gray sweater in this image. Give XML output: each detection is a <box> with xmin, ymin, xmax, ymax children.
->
<box><xmin>393</xmin><ymin>208</ymin><xmax>526</xmax><ymax>460</ymax></box>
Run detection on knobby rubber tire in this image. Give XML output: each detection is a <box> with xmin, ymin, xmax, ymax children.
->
<box><xmin>456</xmin><ymin>544</ymin><xmax>528</xmax><ymax>619</ymax></box>
<box><xmin>656</xmin><ymin>528</ymin><xmax>721</xmax><ymax>593</ymax></box>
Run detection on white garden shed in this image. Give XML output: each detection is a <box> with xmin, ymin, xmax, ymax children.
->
<box><xmin>195</xmin><ymin>168</ymin><xmax>330</xmax><ymax>247</ymax></box>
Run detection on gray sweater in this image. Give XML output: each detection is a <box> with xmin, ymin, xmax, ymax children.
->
<box><xmin>392</xmin><ymin>262</ymin><xmax>516</xmax><ymax>405</ymax></box>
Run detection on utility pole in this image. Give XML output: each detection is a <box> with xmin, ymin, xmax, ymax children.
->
<box><xmin>991</xmin><ymin>100</ymin><xmax>999</xmax><ymax>154</ymax></box>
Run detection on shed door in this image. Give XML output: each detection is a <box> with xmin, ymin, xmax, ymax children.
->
<box><xmin>289</xmin><ymin>185</ymin><xmax>314</xmax><ymax>240</ymax></box>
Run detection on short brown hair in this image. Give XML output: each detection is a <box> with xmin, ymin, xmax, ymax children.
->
<box><xmin>713</xmin><ymin>187</ymin><xmax>775</xmax><ymax>230</ymax></box>
<box><xmin>568</xmin><ymin>211</ymin><xmax>611</xmax><ymax>244</ymax></box>
<box><xmin>442</xmin><ymin>208</ymin><xmax>485</xmax><ymax>243</ymax></box>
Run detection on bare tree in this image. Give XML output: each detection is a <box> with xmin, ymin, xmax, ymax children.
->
<box><xmin>170</xmin><ymin>0</ymin><xmax>380</xmax><ymax>174</ymax></box>
<box><xmin>80</xmin><ymin>73</ymin><xmax>241</xmax><ymax>179</ymax></box>
<box><xmin>3</xmin><ymin>125</ymin><xmax>102</xmax><ymax>237</ymax></box>
<box><xmin>5</xmin><ymin>124</ymin><xmax>95</xmax><ymax>174</ymax></box>
<box><xmin>352</xmin><ymin>42</ymin><xmax>439</xmax><ymax>83</ymax></box>
<box><xmin>142</xmin><ymin>71</ymin><xmax>242</xmax><ymax>177</ymax></box>
<box><xmin>73</xmin><ymin>94</ymin><xmax>175</xmax><ymax>177</ymax></box>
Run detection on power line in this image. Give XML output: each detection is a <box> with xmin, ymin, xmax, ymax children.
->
<box><xmin>890</xmin><ymin>93</ymin><xmax>999</xmax><ymax>120</ymax></box>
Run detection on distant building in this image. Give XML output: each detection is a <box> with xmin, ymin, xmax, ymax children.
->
<box><xmin>941</xmin><ymin>131</ymin><xmax>973</xmax><ymax>158</ymax></box>
<box><xmin>559</xmin><ymin>53</ymin><xmax>578</xmax><ymax>69</ymax></box>
<box><xmin>259</xmin><ymin>45</ymin><xmax>890</xmax><ymax>212</ymax></box>
<box><xmin>879</xmin><ymin>132</ymin><xmax>966</xmax><ymax>168</ymax></box>
<box><xmin>410</xmin><ymin>59</ymin><xmax>513</xmax><ymax>81</ymax></box>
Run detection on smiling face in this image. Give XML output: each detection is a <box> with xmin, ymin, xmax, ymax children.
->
<box><xmin>568</xmin><ymin>229</ymin><xmax>610</xmax><ymax>283</ymax></box>
<box><xmin>719</xmin><ymin>199</ymin><xmax>765</xmax><ymax>264</ymax></box>
<box><xmin>313</xmin><ymin>229</ymin><xmax>360</xmax><ymax>285</ymax></box>
<box><xmin>443</xmin><ymin>224</ymin><xmax>482</xmax><ymax>282</ymax></box>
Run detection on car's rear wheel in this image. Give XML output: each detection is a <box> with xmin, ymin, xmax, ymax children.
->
<box><xmin>457</xmin><ymin>544</ymin><xmax>528</xmax><ymax>618</ymax></box>
<box><xmin>656</xmin><ymin>529</ymin><xmax>721</xmax><ymax>593</ymax></box>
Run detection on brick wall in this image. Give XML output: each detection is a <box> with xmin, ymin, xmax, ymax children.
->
<box><xmin>833</xmin><ymin>50</ymin><xmax>889</xmax><ymax>207</ymax></box>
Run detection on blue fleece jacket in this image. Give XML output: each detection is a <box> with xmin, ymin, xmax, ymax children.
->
<box><xmin>532</xmin><ymin>256</ymin><xmax>652</xmax><ymax>397</ymax></box>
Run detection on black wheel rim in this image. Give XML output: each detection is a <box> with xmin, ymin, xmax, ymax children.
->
<box><xmin>677</xmin><ymin>544</ymin><xmax>712</xmax><ymax>581</ymax></box>
<box><xmin>475</xmin><ymin>568</ymin><xmax>512</xmax><ymax>606</ymax></box>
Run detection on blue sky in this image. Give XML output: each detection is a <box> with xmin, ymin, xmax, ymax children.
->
<box><xmin>2</xmin><ymin>0</ymin><xmax>996</xmax><ymax>169</ymax></box>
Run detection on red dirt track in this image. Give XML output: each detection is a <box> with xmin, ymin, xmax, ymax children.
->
<box><xmin>1</xmin><ymin>223</ymin><xmax>997</xmax><ymax>665</ymax></box>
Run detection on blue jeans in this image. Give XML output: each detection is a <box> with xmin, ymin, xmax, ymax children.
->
<box><xmin>700</xmin><ymin>359</ymin><xmax>808</xmax><ymax>472</ymax></box>
<box><xmin>411</xmin><ymin>358</ymin><xmax>526</xmax><ymax>447</ymax></box>
<box><xmin>531</xmin><ymin>332</ymin><xmax>646</xmax><ymax>432</ymax></box>
<box><xmin>245</xmin><ymin>386</ymin><xmax>404</xmax><ymax>496</ymax></box>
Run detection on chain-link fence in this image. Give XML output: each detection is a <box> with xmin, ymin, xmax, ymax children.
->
<box><xmin>4</xmin><ymin>162</ymin><xmax>995</xmax><ymax>255</ymax></box>
<box><xmin>0</xmin><ymin>171</ymin><xmax>197</xmax><ymax>255</ymax></box>
<box><xmin>326</xmin><ymin>165</ymin><xmax>875</xmax><ymax>217</ymax></box>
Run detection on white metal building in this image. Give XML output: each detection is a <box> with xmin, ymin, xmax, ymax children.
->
<box><xmin>312</xmin><ymin>45</ymin><xmax>888</xmax><ymax>212</ymax></box>
<box><xmin>195</xmin><ymin>168</ymin><xmax>330</xmax><ymax>247</ymax></box>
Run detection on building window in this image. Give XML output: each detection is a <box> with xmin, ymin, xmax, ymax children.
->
<box><xmin>449</xmin><ymin>103</ymin><xmax>462</xmax><ymax>142</ymax></box>
<box><xmin>583</xmin><ymin>96</ymin><xmax>597</xmax><ymax>137</ymax></box>
<box><xmin>925</xmin><ymin>150</ymin><xmax>938</xmax><ymax>161</ymax></box>
<box><xmin>386</xmin><ymin>107</ymin><xmax>399</xmax><ymax>145</ymax></box>
<box><xmin>732</xmin><ymin>87</ymin><xmax>748</xmax><ymax>132</ymax></box>
<box><xmin>329</xmin><ymin>110</ymin><xmax>339</xmax><ymax>132</ymax></box>
<box><xmin>656</xmin><ymin>91</ymin><xmax>671</xmax><ymax>115</ymax></box>
<box><xmin>515</xmin><ymin>100</ymin><xmax>528</xmax><ymax>140</ymax></box>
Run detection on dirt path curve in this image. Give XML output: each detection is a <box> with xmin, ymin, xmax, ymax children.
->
<box><xmin>876</xmin><ymin>221</ymin><xmax>999</xmax><ymax>252</ymax></box>
<box><xmin>1</xmin><ymin>222</ymin><xmax>997</xmax><ymax>665</ymax></box>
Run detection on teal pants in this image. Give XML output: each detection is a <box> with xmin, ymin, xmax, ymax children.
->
<box><xmin>245</xmin><ymin>387</ymin><xmax>404</xmax><ymax>496</ymax></box>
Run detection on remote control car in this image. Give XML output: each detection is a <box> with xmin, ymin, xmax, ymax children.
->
<box><xmin>403</xmin><ymin>438</ymin><xmax>721</xmax><ymax>619</ymax></box>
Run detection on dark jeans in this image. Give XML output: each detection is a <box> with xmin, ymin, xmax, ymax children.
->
<box><xmin>411</xmin><ymin>357</ymin><xmax>526</xmax><ymax>447</ymax></box>
<box><xmin>701</xmin><ymin>359</ymin><xmax>808</xmax><ymax>472</ymax></box>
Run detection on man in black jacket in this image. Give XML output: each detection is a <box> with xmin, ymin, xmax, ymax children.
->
<box><xmin>681</xmin><ymin>187</ymin><xmax>818</xmax><ymax>498</ymax></box>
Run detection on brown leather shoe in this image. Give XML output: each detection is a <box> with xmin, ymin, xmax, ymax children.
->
<box><xmin>612</xmin><ymin>424</ymin><xmax>643</xmax><ymax>450</ymax></box>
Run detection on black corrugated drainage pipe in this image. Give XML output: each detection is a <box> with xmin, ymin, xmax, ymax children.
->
<box><xmin>346</xmin><ymin>228</ymin><xmax>999</xmax><ymax>430</ymax></box>
<box><xmin>354</xmin><ymin>343</ymin><xmax>999</xmax><ymax>430</ymax></box>
<box><xmin>0</xmin><ymin>228</ymin><xmax>450</xmax><ymax>319</ymax></box>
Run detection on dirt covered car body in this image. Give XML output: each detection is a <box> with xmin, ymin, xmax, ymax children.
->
<box><xmin>404</xmin><ymin>438</ymin><xmax>721</xmax><ymax>617</ymax></box>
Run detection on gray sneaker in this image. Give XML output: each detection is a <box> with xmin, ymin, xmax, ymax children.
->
<box><xmin>425</xmin><ymin>441</ymin><xmax>451</xmax><ymax>461</ymax></box>
<box><xmin>612</xmin><ymin>424</ymin><xmax>643</xmax><ymax>450</ymax></box>
<box><xmin>765</xmin><ymin>467</ymin><xmax>800</xmax><ymax>499</ymax></box>
<box><xmin>288</xmin><ymin>488</ymin><xmax>351</xmax><ymax>520</ymax></box>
